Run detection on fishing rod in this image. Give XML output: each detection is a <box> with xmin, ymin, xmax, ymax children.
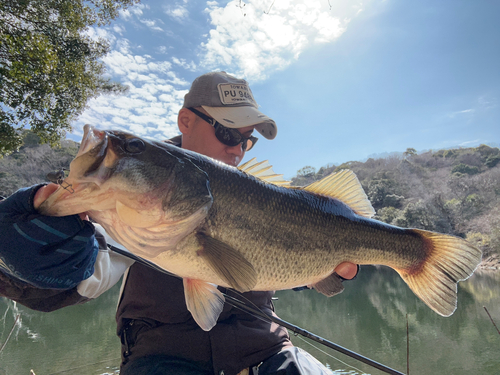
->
<box><xmin>108</xmin><ymin>244</ymin><xmax>405</xmax><ymax>375</ymax></box>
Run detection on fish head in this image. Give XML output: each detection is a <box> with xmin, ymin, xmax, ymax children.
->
<box><xmin>39</xmin><ymin>125</ymin><xmax>213</xmax><ymax>231</ymax></box>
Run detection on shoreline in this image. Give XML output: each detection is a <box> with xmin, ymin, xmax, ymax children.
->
<box><xmin>478</xmin><ymin>254</ymin><xmax>500</xmax><ymax>271</ymax></box>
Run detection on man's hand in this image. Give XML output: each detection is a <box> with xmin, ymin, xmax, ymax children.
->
<box><xmin>0</xmin><ymin>184</ymin><xmax>98</xmax><ymax>289</ymax></box>
<box><xmin>33</xmin><ymin>183</ymin><xmax>59</xmax><ymax>208</ymax></box>
<box><xmin>34</xmin><ymin>184</ymin><xmax>89</xmax><ymax>221</ymax></box>
<box><xmin>334</xmin><ymin>262</ymin><xmax>359</xmax><ymax>280</ymax></box>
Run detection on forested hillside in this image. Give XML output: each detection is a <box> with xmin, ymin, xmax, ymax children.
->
<box><xmin>0</xmin><ymin>132</ymin><xmax>78</xmax><ymax>197</ymax></box>
<box><xmin>1</xmin><ymin>134</ymin><xmax>499</xmax><ymax>263</ymax></box>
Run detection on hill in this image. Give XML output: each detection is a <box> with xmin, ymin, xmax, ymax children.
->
<box><xmin>0</xmin><ymin>132</ymin><xmax>78</xmax><ymax>198</ymax></box>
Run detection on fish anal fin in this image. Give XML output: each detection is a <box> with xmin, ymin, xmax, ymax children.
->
<box><xmin>398</xmin><ymin>229</ymin><xmax>482</xmax><ymax>317</ymax></box>
<box><xmin>303</xmin><ymin>170</ymin><xmax>375</xmax><ymax>218</ymax></box>
<box><xmin>312</xmin><ymin>272</ymin><xmax>345</xmax><ymax>297</ymax></box>
<box><xmin>116</xmin><ymin>200</ymin><xmax>163</xmax><ymax>228</ymax></box>
<box><xmin>183</xmin><ymin>278</ymin><xmax>225</xmax><ymax>331</ymax></box>
<box><xmin>197</xmin><ymin>234</ymin><xmax>257</xmax><ymax>292</ymax></box>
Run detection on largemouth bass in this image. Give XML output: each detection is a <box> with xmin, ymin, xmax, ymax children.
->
<box><xmin>39</xmin><ymin>125</ymin><xmax>482</xmax><ymax>331</ymax></box>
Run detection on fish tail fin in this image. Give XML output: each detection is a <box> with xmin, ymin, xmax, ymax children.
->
<box><xmin>398</xmin><ymin>229</ymin><xmax>482</xmax><ymax>317</ymax></box>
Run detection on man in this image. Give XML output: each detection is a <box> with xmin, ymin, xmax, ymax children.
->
<box><xmin>0</xmin><ymin>71</ymin><xmax>357</xmax><ymax>375</ymax></box>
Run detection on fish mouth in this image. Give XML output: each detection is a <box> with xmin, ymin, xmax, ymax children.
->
<box><xmin>78</xmin><ymin>124</ymin><xmax>107</xmax><ymax>158</ymax></box>
<box><xmin>38</xmin><ymin>125</ymin><xmax>110</xmax><ymax>216</ymax></box>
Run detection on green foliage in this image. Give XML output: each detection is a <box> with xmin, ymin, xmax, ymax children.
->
<box><xmin>451</xmin><ymin>163</ymin><xmax>480</xmax><ymax>176</ymax></box>
<box><xmin>403</xmin><ymin>147</ymin><xmax>417</xmax><ymax>158</ymax></box>
<box><xmin>392</xmin><ymin>200</ymin><xmax>453</xmax><ymax>233</ymax></box>
<box><xmin>367</xmin><ymin>178</ymin><xmax>402</xmax><ymax>209</ymax></box>
<box><xmin>0</xmin><ymin>0</ymin><xmax>135</xmax><ymax>156</ymax></box>
<box><xmin>291</xmin><ymin>165</ymin><xmax>320</xmax><ymax>186</ymax></box>
<box><xmin>375</xmin><ymin>206</ymin><xmax>401</xmax><ymax>224</ymax></box>
<box><xmin>476</xmin><ymin>144</ymin><xmax>498</xmax><ymax>158</ymax></box>
<box><xmin>443</xmin><ymin>149</ymin><xmax>457</xmax><ymax>158</ymax></box>
<box><xmin>297</xmin><ymin>165</ymin><xmax>316</xmax><ymax>177</ymax></box>
<box><xmin>466</xmin><ymin>232</ymin><xmax>491</xmax><ymax>252</ymax></box>
<box><xmin>485</xmin><ymin>154</ymin><xmax>500</xmax><ymax>168</ymax></box>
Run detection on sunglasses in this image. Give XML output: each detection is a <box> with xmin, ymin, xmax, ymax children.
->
<box><xmin>187</xmin><ymin>107</ymin><xmax>258</xmax><ymax>151</ymax></box>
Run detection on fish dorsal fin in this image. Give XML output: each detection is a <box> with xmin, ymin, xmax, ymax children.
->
<box><xmin>303</xmin><ymin>170</ymin><xmax>375</xmax><ymax>218</ymax></box>
<box><xmin>238</xmin><ymin>158</ymin><xmax>291</xmax><ymax>186</ymax></box>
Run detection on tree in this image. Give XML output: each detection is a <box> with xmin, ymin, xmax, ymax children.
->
<box><xmin>403</xmin><ymin>147</ymin><xmax>417</xmax><ymax>159</ymax></box>
<box><xmin>0</xmin><ymin>0</ymin><xmax>136</xmax><ymax>156</ymax></box>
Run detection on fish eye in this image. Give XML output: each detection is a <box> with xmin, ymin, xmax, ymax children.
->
<box><xmin>124</xmin><ymin>138</ymin><xmax>145</xmax><ymax>154</ymax></box>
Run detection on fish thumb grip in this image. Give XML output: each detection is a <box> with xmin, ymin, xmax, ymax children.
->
<box><xmin>108</xmin><ymin>244</ymin><xmax>406</xmax><ymax>375</ymax></box>
<box><xmin>397</xmin><ymin>229</ymin><xmax>482</xmax><ymax>317</ymax></box>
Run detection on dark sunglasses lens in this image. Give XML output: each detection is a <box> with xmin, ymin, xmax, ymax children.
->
<box><xmin>214</xmin><ymin>125</ymin><xmax>258</xmax><ymax>151</ymax></box>
<box><xmin>215</xmin><ymin>126</ymin><xmax>240</xmax><ymax>146</ymax></box>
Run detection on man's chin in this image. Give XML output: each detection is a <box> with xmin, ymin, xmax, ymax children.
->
<box><xmin>221</xmin><ymin>157</ymin><xmax>240</xmax><ymax>167</ymax></box>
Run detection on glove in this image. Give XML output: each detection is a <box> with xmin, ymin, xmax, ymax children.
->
<box><xmin>0</xmin><ymin>185</ymin><xmax>98</xmax><ymax>289</ymax></box>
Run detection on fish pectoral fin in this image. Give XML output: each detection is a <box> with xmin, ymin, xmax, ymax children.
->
<box><xmin>184</xmin><ymin>278</ymin><xmax>225</xmax><ymax>331</ymax></box>
<box><xmin>197</xmin><ymin>234</ymin><xmax>257</xmax><ymax>293</ymax></box>
<box><xmin>302</xmin><ymin>170</ymin><xmax>375</xmax><ymax>218</ymax></box>
<box><xmin>398</xmin><ymin>229</ymin><xmax>482</xmax><ymax>317</ymax></box>
<box><xmin>311</xmin><ymin>272</ymin><xmax>345</xmax><ymax>297</ymax></box>
<box><xmin>116</xmin><ymin>200</ymin><xmax>163</xmax><ymax>228</ymax></box>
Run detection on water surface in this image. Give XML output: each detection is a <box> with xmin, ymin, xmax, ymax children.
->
<box><xmin>1</xmin><ymin>266</ymin><xmax>498</xmax><ymax>374</ymax></box>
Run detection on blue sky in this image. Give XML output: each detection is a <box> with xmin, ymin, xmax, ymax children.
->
<box><xmin>74</xmin><ymin>0</ymin><xmax>500</xmax><ymax>179</ymax></box>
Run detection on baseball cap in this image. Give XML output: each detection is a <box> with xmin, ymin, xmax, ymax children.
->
<box><xmin>183</xmin><ymin>71</ymin><xmax>277</xmax><ymax>140</ymax></box>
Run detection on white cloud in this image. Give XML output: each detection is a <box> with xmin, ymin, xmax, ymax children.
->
<box><xmin>172</xmin><ymin>57</ymin><xmax>197</xmax><ymax>71</ymax></box>
<box><xmin>459</xmin><ymin>139</ymin><xmax>481</xmax><ymax>147</ymax></box>
<box><xmin>478</xmin><ymin>95</ymin><xmax>497</xmax><ymax>110</ymax></box>
<box><xmin>85</xmin><ymin>27</ymin><xmax>116</xmax><ymax>44</ymax></box>
<box><xmin>120</xmin><ymin>3</ymin><xmax>149</xmax><ymax>20</ymax></box>
<box><xmin>448</xmin><ymin>109</ymin><xmax>475</xmax><ymax>118</ymax></box>
<box><xmin>140</xmin><ymin>18</ymin><xmax>164</xmax><ymax>32</ymax></box>
<box><xmin>74</xmin><ymin>35</ymin><xmax>189</xmax><ymax>140</ymax></box>
<box><xmin>113</xmin><ymin>24</ymin><xmax>126</xmax><ymax>35</ymax></box>
<box><xmin>164</xmin><ymin>4</ymin><xmax>189</xmax><ymax>21</ymax></box>
<box><xmin>200</xmin><ymin>0</ymin><xmax>361</xmax><ymax>81</ymax></box>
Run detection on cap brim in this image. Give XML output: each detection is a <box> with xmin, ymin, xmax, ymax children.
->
<box><xmin>203</xmin><ymin>105</ymin><xmax>277</xmax><ymax>140</ymax></box>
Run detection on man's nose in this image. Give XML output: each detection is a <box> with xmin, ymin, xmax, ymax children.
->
<box><xmin>226</xmin><ymin>142</ymin><xmax>244</xmax><ymax>156</ymax></box>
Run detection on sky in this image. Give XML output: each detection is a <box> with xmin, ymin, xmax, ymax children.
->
<box><xmin>74</xmin><ymin>0</ymin><xmax>500</xmax><ymax>179</ymax></box>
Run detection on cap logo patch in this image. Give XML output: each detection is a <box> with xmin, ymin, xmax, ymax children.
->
<box><xmin>218</xmin><ymin>83</ymin><xmax>257</xmax><ymax>107</ymax></box>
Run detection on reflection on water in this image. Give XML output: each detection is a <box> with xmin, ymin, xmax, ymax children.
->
<box><xmin>0</xmin><ymin>283</ymin><xmax>122</xmax><ymax>375</ymax></box>
<box><xmin>275</xmin><ymin>267</ymin><xmax>500</xmax><ymax>375</ymax></box>
<box><xmin>0</xmin><ymin>267</ymin><xmax>499</xmax><ymax>375</ymax></box>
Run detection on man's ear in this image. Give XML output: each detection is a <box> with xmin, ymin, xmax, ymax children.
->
<box><xmin>178</xmin><ymin>107</ymin><xmax>195</xmax><ymax>135</ymax></box>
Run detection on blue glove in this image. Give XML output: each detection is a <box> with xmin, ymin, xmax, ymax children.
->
<box><xmin>0</xmin><ymin>185</ymin><xmax>98</xmax><ymax>289</ymax></box>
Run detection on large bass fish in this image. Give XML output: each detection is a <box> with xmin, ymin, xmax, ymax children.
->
<box><xmin>39</xmin><ymin>125</ymin><xmax>482</xmax><ymax>331</ymax></box>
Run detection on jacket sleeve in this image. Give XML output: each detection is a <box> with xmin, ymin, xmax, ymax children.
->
<box><xmin>76</xmin><ymin>226</ymin><xmax>135</xmax><ymax>300</ymax></box>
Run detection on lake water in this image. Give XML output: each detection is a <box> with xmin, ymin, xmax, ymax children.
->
<box><xmin>1</xmin><ymin>266</ymin><xmax>499</xmax><ymax>375</ymax></box>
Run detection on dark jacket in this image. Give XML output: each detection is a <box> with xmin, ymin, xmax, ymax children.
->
<box><xmin>117</xmin><ymin>262</ymin><xmax>292</xmax><ymax>375</ymax></box>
